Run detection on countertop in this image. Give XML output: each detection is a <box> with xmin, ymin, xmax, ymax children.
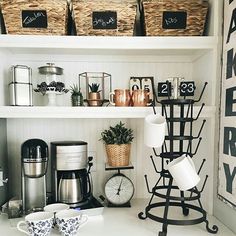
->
<box><xmin>0</xmin><ymin>199</ymin><xmax>235</xmax><ymax>236</ymax></box>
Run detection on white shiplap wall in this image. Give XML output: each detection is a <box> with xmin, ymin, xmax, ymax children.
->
<box><xmin>7</xmin><ymin>117</ymin><xmax>214</xmax><ymax>213</ymax></box>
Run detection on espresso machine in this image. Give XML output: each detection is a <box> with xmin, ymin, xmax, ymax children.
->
<box><xmin>21</xmin><ymin>139</ymin><xmax>49</xmax><ymax>214</ymax></box>
<box><xmin>51</xmin><ymin>141</ymin><xmax>93</xmax><ymax>208</ymax></box>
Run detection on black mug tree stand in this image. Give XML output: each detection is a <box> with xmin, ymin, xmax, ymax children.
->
<box><xmin>138</xmin><ymin>82</ymin><xmax>218</xmax><ymax>236</ymax></box>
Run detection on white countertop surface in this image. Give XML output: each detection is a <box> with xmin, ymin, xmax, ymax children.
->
<box><xmin>1</xmin><ymin>199</ymin><xmax>235</xmax><ymax>236</ymax></box>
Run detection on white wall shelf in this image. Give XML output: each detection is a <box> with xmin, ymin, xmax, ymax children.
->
<box><xmin>0</xmin><ymin>35</ymin><xmax>217</xmax><ymax>57</ymax></box>
<box><xmin>0</xmin><ymin>106</ymin><xmax>216</xmax><ymax>119</ymax></box>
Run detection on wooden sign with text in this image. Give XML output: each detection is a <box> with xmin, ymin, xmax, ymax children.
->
<box><xmin>218</xmin><ymin>0</ymin><xmax>236</xmax><ymax>208</ymax></box>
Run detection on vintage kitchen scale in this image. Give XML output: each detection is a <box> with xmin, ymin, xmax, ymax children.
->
<box><xmin>104</xmin><ymin>164</ymin><xmax>135</xmax><ymax>207</ymax></box>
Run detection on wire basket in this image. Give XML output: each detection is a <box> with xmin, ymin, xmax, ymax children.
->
<box><xmin>71</xmin><ymin>0</ymin><xmax>138</xmax><ymax>36</ymax></box>
<box><xmin>0</xmin><ymin>0</ymin><xmax>68</xmax><ymax>35</ymax></box>
<box><xmin>105</xmin><ymin>144</ymin><xmax>131</xmax><ymax>167</ymax></box>
<box><xmin>141</xmin><ymin>0</ymin><xmax>208</xmax><ymax>36</ymax></box>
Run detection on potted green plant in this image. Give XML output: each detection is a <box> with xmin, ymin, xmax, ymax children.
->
<box><xmin>70</xmin><ymin>84</ymin><xmax>83</xmax><ymax>106</ymax></box>
<box><xmin>88</xmin><ymin>83</ymin><xmax>102</xmax><ymax>106</ymax></box>
<box><xmin>100</xmin><ymin>121</ymin><xmax>134</xmax><ymax>167</ymax></box>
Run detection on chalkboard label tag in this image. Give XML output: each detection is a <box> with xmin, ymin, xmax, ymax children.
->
<box><xmin>179</xmin><ymin>81</ymin><xmax>195</xmax><ymax>96</ymax></box>
<box><xmin>157</xmin><ymin>82</ymin><xmax>172</xmax><ymax>97</ymax></box>
<box><xmin>92</xmin><ymin>11</ymin><xmax>117</xmax><ymax>29</ymax></box>
<box><xmin>162</xmin><ymin>11</ymin><xmax>187</xmax><ymax>29</ymax></box>
<box><xmin>22</xmin><ymin>10</ymin><xmax>48</xmax><ymax>28</ymax></box>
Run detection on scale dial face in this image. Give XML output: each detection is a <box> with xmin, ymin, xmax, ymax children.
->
<box><xmin>105</xmin><ymin>174</ymin><xmax>134</xmax><ymax>206</ymax></box>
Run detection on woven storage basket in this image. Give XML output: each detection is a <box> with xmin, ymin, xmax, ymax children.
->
<box><xmin>141</xmin><ymin>0</ymin><xmax>208</xmax><ymax>36</ymax></box>
<box><xmin>71</xmin><ymin>0</ymin><xmax>137</xmax><ymax>36</ymax></box>
<box><xmin>105</xmin><ymin>144</ymin><xmax>131</xmax><ymax>167</ymax></box>
<box><xmin>0</xmin><ymin>0</ymin><xmax>68</xmax><ymax>35</ymax></box>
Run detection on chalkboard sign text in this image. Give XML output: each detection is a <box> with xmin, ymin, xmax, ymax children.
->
<box><xmin>162</xmin><ymin>11</ymin><xmax>187</xmax><ymax>29</ymax></box>
<box><xmin>92</xmin><ymin>11</ymin><xmax>117</xmax><ymax>29</ymax></box>
<box><xmin>22</xmin><ymin>10</ymin><xmax>47</xmax><ymax>28</ymax></box>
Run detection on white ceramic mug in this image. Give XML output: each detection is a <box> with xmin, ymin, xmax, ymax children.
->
<box><xmin>144</xmin><ymin>114</ymin><xmax>166</xmax><ymax>148</ymax></box>
<box><xmin>55</xmin><ymin>209</ymin><xmax>88</xmax><ymax>236</ymax></box>
<box><xmin>17</xmin><ymin>211</ymin><xmax>54</xmax><ymax>236</ymax></box>
<box><xmin>167</xmin><ymin>154</ymin><xmax>200</xmax><ymax>191</ymax></box>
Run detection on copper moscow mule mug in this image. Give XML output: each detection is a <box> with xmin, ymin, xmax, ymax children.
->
<box><xmin>131</xmin><ymin>89</ymin><xmax>151</xmax><ymax>106</ymax></box>
<box><xmin>109</xmin><ymin>89</ymin><xmax>131</xmax><ymax>106</ymax></box>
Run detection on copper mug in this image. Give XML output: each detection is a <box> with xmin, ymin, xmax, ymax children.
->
<box><xmin>109</xmin><ymin>89</ymin><xmax>131</xmax><ymax>106</ymax></box>
<box><xmin>131</xmin><ymin>89</ymin><xmax>151</xmax><ymax>106</ymax></box>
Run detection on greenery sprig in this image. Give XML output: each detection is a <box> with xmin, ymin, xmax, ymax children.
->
<box><xmin>70</xmin><ymin>84</ymin><xmax>82</xmax><ymax>96</ymax></box>
<box><xmin>89</xmin><ymin>83</ymin><xmax>101</xmax><ymax>93</ymax></box>
<box><xmin>100</xmin><ymin>122</ymin><xmax>134</xmax><ymax>145</ymax></box>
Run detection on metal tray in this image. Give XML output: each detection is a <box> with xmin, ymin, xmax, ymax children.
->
<box><xmin>74</xmin><ymin>197</ymin><xmax>104</xmax><ymax>216</ymax></box>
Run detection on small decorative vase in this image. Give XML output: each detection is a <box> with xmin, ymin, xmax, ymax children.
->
<box><xmin>88</xmin><ymin>92</ymin><xmax>102</xmax><ymax>106</ymax></box>
<box><xmin>71</xmin><ymin>94</ymin><xmax>83</xmax><ymax>106</ymax></box>
<box><xmin>46</xmin><ymin>92</ymin><xmax>57</xmax><ymax>106</ymax></box>
<box><xmin>71</xmin><ymin>95</ymin><xmax>79</xmax><ymax>106</ymax></box>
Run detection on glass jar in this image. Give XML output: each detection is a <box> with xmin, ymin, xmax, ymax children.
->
<box><xmin>38</xmin><ymin>63</ymin><xmax>64</xmax><ymax>86</ymax></box>
<box><xmin>35</xmin><ymin>63</ymin><xmax>68</xmax><ymax>106</ymax></box>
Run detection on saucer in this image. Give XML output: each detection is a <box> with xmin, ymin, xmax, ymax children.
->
<box><xmin>44</xmin><ymin>203</ymin><xmax>70</xmax><ymax>213</ymax></box>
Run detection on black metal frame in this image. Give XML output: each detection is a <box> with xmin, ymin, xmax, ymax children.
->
<box><xmin>138</xmin><ymin>82</ymin><xmax>218</xmax><ymax>236</ymax></box>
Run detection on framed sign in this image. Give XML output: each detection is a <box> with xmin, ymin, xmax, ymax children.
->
<box><xmin>22</xmin><ymin>10</ymin><xmax>47</xmax><ymax>28</ymax></box>
<box><xmin>218</xmin><ymin>0</ymin><xmax>236</xmax><ymax>208</ymax></box>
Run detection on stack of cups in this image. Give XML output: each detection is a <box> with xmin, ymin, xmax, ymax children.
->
<box><xmin>144</xmin><ymin>114</ymin><xmax>200</xmax><ymax>191</ymax></box>
<box><xmin>17</xmin><ymin>203</ymin><xmax>88</xmax><ymax>236</ymax></box>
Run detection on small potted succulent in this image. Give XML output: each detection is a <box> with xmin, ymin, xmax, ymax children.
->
<box><xmin>100</xmin><ymin>121</ymin><xmax>134</xmax><ymax>167</ymax></box>
<box><xmin>70</xmin><ymin>84</ymin><xmax>83</xmax><ymax>106</ymax></box>
<box><xmin>88</xmin><ymin>83</ymin><xmax>102</xmax><ymax>106</ymax></box>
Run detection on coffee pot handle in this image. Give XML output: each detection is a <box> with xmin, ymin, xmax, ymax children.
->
<box><xmin>87</xmin><ymin>171</ymin><xmax>93</xmax><ymax>197</ymax></box>
<box><xmin>17</xmin><ymin>221</ymin><xmax>30</xmax><ymax>235</ymax></box>
<box><xmin>85</xmin><ymin>160</ymin><xmax>93</xmax><ymax>197</ymax></box>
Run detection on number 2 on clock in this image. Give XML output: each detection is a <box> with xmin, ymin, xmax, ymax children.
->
<box><xmin>157</xmin><ymin>82</ymin><xmax>172</xmax><ymax>97</ymax></box>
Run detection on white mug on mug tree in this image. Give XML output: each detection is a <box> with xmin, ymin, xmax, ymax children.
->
<box><xmin>167</xmin><ymin>154</ymin><xmax>200</xmax><ymax>191</ymax></box>
<box><xmin>144</xmin><ymin>114</ymin><xmax>166</xmax><ymax>148</ymax></box>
